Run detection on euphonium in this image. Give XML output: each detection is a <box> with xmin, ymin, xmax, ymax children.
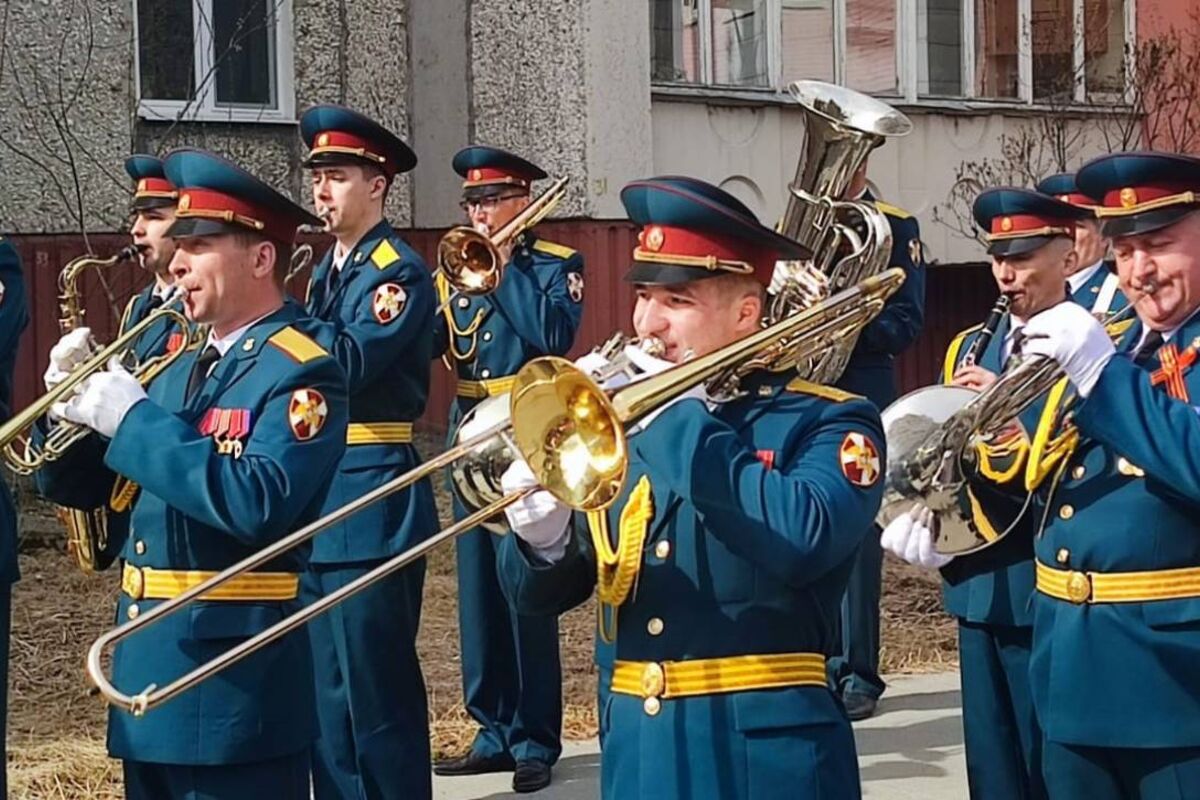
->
<box><xmin>55</xmin><ymin>244</ymin><xmax>140</xmax><ymax>572</ymax></box>
<box><xmin>84</xmin><ymin>268</ymin><xmax>905</xmax><ymax>717</ymax></box>
<box><xmin>769</xmin><ymin>80</ymin><xmax>913</xmax><ymax>384</ymax></box>
<box><xmin>876</xmin><ymin>297</ymin><xmax>1137</xmax><ymax>555</ymax></box>
<box><xmin>436</xmin><ymin>176</ymin><xmax>569</xmax><ymax>299</ymax></box>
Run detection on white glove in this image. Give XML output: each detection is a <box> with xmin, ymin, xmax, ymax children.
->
<box><xmin>880</xmin><ymin>506</ymin><xmax>953</xmax><ymax>569</ymax></box>
<box><xmin>1020</xmin><ymin>302</ymin><xmax>1115</xmax><ymax>398</ymax></box>
<box><xmin>51</xmin><ymin>356</ymin><xmax>147</xmax><ymax>438</ymax></box>
<box><xmin>44</xmin><ymin>327</ymin><xmax>94</xmax><ymax>390</ymax></box>
<box><xmin>500</xmin><ymin>458</ymin><xmax>571</xmax><ymax>562</ymax></box>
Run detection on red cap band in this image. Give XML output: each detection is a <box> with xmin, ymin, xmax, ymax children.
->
<box><xmin>310</xmin><ymin>129</ymin><xmax>393</xmax><ymax>176</ymax></box>
<box><xmin>176</xmin><ymin>187</ymin><xmax>297</xmax><ymax>243</ymax></box>
<box><xmin>134</xmin><ymin>177</ymin><xmax>177</xmax><ymax>200</ymax></box>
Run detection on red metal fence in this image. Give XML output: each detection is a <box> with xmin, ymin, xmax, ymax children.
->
<box><xmin>5</xmin><ymin>224</ymin><xmax>994</xmax><ymax>430</ymax></box>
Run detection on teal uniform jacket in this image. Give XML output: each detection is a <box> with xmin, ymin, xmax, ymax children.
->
<box><xmin>497</xmin><ymin>374</ymin><xmax>885</xmax><ymax>799</ymax></box>
<box><xmin>0</xmin><ymin>239</ymin><xmax>29</xmax><ymax>585</ymax></box>
<box><xmin>939</xmin><ymin>314</ymin><xmax>1045</xmax><ymax>627</ymax></box>
<box><xmin>42</xmin><ymin>303</ymin><xmax>348</xmax><ymax>764</ymax></box>
<box><xmin>1031</xmin><ymin>314</ymin><xmax>1200</xmax><ymax>748</ymax></box>
<box><xmin>35</xmin><ymin>282</ymin><xmax>189</xmax><ymax>569</ymax></box>
<box><xmin>303</xmin><ymin>219</ymin><xmax>437</xmax><ymax>561</ymax></box>
<box><xmin>836</xmin><ymin>198</ymin><xmax>926</xmax><ymax>409</ymax></box>
<box><xmin>1069</xmin><ymin>261</ymin><xmax>1128</xmax><ymax>317</ymax></box>
<box><xmin>434</xmin><ymin>232</ymin><xmax>583</xmax><ymax>417</ymax></box>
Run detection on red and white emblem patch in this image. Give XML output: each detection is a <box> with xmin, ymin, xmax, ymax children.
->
<box><xmin>288</xmin><ymin>388</ymin><xmax>328</xmax><ymax>441</ymax></box>
<box><xmin>372</xmin><ymin>282</ymin><xmax>407</xmax><ymax>324</ymax></box>
<box><xmin>839</xmin><ymin>432</ymin><xmax>881</xmax><ymax>487</ymax></box>
<box><xmin>567</xmin><ymin>272</ymin><xmax>584</xmax><ymax>303</ymax></box>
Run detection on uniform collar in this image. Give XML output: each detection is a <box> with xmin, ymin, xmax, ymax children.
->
<box><xmin>1136</xmin><ymin>305</ymin><xmax>1200</xmax><ymax>349</ymax></box>
<box><xmin>334</xmin><ymin>217</ymin><xmax>393</xmax><ymax>272</ymax></box>
<box><xmin>1066</xmin><ymin>260</ymin><xmax>1105</xmax><ymax>295</ymax></box>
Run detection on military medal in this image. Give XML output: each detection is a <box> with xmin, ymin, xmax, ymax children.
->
<box><xmin>198</xmin><ymin>408</ymin><xmax>253</xmax><ymax>457</ymax></box>
<box><xmin>1150</xmin><ymin>343</ymin><xmax>1196</xmax><ymax>402</ymax></box>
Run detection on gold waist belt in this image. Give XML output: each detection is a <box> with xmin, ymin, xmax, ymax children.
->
<box><xmin>611</xmin><ymin>652</ymin><xmax>827</xmax><ymax>701</ymax></box>
<box><xmin>1037</xmin><ymin>560</ymin><xmax>1200</xmax><ymax>604</ymax></box>
<box><xmin>122</xmin><ymin>563</ymin><xmax>300</xmax><ymax>602</ymax></box>
<box><xmin>456</xmin><ymin>375</ymin><xmax>516</xmax><ymax>399</ymax></box>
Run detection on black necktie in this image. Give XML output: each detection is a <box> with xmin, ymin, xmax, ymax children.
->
<box><xmin>1134</xmin><ymin>330</ymin><xmax>1164</xmax><ymax>367</ymax></box>
<box><xmin>185</xmin><ymin>345</ymin><xmax>220</xmax><ymax>401</ymax></box>
<box><xmin>145</xmin><ymin>293</ymin><xmax>164</xmax><ymax>313</ymax></box>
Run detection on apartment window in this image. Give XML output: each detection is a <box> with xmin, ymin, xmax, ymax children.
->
<box><xmin>653</xmin><ymin>0</ymin><xmax>1134</xmax><ymax>105</ymax></box>
<box><xmin>135</xmin><ymin>0</ymin><xmax>296</xmax><ymax>123</ymax></box>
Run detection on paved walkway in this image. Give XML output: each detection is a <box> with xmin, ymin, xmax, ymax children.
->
<box><xmin>433</xmin><ymin>671</ymin><xmax>966</xmax><ymax>799</ymax></box>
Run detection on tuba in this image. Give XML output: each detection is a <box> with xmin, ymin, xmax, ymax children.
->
<box><xmin>770</xmin><ymin>80</ymin><xmax>913</xmax><ymax>385</ymax></box>
<box><xmin>54</xmin><ymin>245</ymin><xmax>140</xmax><ymax>572</ymax></box>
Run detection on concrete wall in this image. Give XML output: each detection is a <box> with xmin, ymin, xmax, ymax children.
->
<box><xmin>0</xmin><ymin>0</ymin><xmax>414</xmax><ymax>235</ymax></box>
<box><xmin>649</xmin><ymin>97</ymin><xmax>1117</xmax><ymax>264</ymax></box>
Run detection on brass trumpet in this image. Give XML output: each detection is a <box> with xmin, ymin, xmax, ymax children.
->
<box><xmin>436</xmin><ymin>176</ymin><xmax>569</xmax><ymax>299</ymax></box>
<box><xmin>85</xmin><ymin>267</ymin><xmax>906</xmax><ymax>716</ymax></box>
<box><xmin>0</xmin><ymin>293</ymin><xmax>192</xmax><ymax>476</ymax></box>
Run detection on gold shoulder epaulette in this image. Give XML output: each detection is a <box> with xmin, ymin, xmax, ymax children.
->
<box><xmin>268</xmin><ymin>326</ymin><xmax>328</xmax><ymax>364</ymax></box>
<box><xmin>785</xmin><ymin>377</ymin><xmax>860</xmax><ymax>403</ymax></box>
<box><xmin>531</xmin><ymin>239</ymin><xmax>576</xmax><ymax>259</ymax></box>
<box><xmin>370</xmin><ymin>239</ymin><xmax>402</xmax><ymax>270</ymax></box>
<box><xmin>1105</xmin><ymin>318</ymin><xmax>1135</xmax><ymax>338</ymax></box>
<box><xmin>874</xmin><ymin>200</ymin><xmax>913</xmax><ymax>220</ymax></box>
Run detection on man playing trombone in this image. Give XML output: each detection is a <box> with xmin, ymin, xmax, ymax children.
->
<box><xmin>44</xmin><ymin>148</ymin><xmax>349</xmax><ymax>799</ymax></box>
<box><xmin>882</xmin><ymin>187</ymin><xmax>1090</xmax><ymax>800</ymax></box>
<box><xmin>298</xmin><ymin>104</ymin><xmax>438</xmax><ymax>800</ymax></box>
<box><xmin>37</xmin><ymin>154</ymin><xmax>185</xmax><ymax>571</ymax></box>
<box><xmin>1007</xmin><ymin>152</ymin><xmax>1200</xmax><ymax>799</ymax></box>
<box><xmin>494</xmin><ymin>177</ymin><xmax>885</xmax><ymax>799</ymax></box>
<box><xmin>432</xmin><ymin>146</ymin><xmax>583</xmax><ymax>793</ymax></box>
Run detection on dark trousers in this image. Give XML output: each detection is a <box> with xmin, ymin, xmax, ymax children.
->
<box><xmin>0</xmin><ymin>585</ymin><xmax>9</xmax><ymax>800</ymax></box>
<box><xmin>455</xmin><ymin>508</ymin><xmax>562</xmax><ymax>764</ymax></box>
<box><xmin>123</xmin><ymin>751</ymin><xmax>309</xmax><ymax>800</ymax></box>
<box><xmin>959</xmin><ymin>620</ymin><xmax>1046</xmax><ymax>800</ymax></box>
<box><xmin>1043</xmin><ymin>741</ymin><xmax>1200</xmax><ymax>800</ymax></box>
<box><xmin>303</xmin><ymin>559</ymin><xmax>430</xmax><ymax>800</ymax></box>
<box><xmin>828</xmin><ymin>524</ymin><xmax>885</xmax><ymax>701</ymax></box>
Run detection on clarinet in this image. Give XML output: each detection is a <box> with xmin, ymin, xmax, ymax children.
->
<box><xmin>962</xmin><ymin>294</ymin><xmax>1011</xmax><ymax>367</ymax></box>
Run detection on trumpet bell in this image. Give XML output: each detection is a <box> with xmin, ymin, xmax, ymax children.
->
<box><xmin>878</xmin><ymin>385</ymin><xmax>1030</xmax><ymax>555</ymax></box>
<box><xmin>510</xmin><ymin>357</ymin><xmax>626</xmax><ymax>513</ymax></box>
<box><xmin>437</xmin><ymin>227</ymin><xmax>501</xmax><ymax>296</ymax></box>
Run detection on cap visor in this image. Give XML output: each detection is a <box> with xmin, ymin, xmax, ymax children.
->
<box><xmin>166</xmin><ymin>217</ymin><xmax>245</xmax><ymax>240</ymax></box>
<box><xmin>624</xmin><ymin>262</ymin><xmax>723</xmax><ymax>285</ymax></box>
<box><xmin>987</xmin><ymin>235</ymin><xmax>1061</xmax><ymax>257</ymax></box>
<box><xmin>131</xmin><ymin>196</ymin><xmax>177</xmax><ymax>211</ymax></box>
<box><xmin>1101</xmin><ymin>206</ymin><xmax>1196</xmax><ymax>239</ymax></box>
<box><xmin>303</xmin><ymin>152</ymin><xmax>388</xmax><ymax>174</ymax></box>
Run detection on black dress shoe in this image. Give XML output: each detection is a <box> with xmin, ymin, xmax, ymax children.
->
<box><xmin>843</xmin><ymin>692</ymin><xmax>878</xmax><ymax>722</ymax></box>
<box><xmin>512</xmin><ymin>759</ymin><xmax>552</xmax><ymax>793</ymax></box>
<box><xmin>433</xmin><ymin>751</ymin><xmax>516</xmax><ymax>776</ymax></box>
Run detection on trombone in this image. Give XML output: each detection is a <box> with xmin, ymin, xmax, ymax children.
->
<box><xmin>0</xmin><ymin>292</ymin><xmax>192</xmax><ymax>476</ymax></box>
<box><xmin>436</xmin><ymin>176</ymin><xmax>569</xmax><ymax>303</ymax></box>
<box><xmin>85</xmin><ymin>267</ymin><xmax>907</xmax><ymax>716</ymax></box>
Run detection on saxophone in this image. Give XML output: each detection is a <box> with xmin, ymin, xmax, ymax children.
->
<box><xmin>55</xmin><ymin>245</ymin><xmax>140</xmax><ymax>573</ymax></box>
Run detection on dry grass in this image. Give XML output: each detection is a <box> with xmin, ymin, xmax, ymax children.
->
<box><xmin>4</xmin><ymin>429</ymin><xmax>955</xmax><ymax>797</ymax></box>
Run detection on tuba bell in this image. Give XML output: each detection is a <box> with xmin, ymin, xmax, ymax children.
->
<box><xmin>770</xmin><ymin>80</ymin><xmax>913</xmax><ymax>385</ymax></box>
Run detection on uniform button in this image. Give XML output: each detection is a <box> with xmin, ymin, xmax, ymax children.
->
<box><xmin>643</xmin><ymin>697</ymin><xmax>661</xmax><ymax>716</ymax></box>
<box><xmin>1058</xmin><ymin>505</ymin><xmax>1074</xmax><ymax>520</ymax></box>
<box><xmin>1072</xmin><ymin>465</ymin><xmax>1086</xmax><ymax>480</ymax></box>
<box><xmin>480</xmin><ymin>369</ymin><xmax>491</xmax><ymax>378</ymax></box>
<box><xmin>647</xmin><ymin>617</ymin><xmax>664</xmax><ymax>636</ymax></box>
<box><xmin>1056</xmin><ymin>548</ymin><xmax>1070</xmax><ymax>565</ymax></box>
<box><xmin>457</xmin><ymin>297</ymin><xmax>470</xmax><ymax>309</ymax></box>
<box><xmin>127</xmin><ymin>603</ymin><xmax>140</xmax><ymax>620</ymax></box>
<box><xmin>654</xmin><ymin>540</ymin><xmax>671</xmax><ymax>559</ymax></box>
<box><xmin>482</xmin><ymin>331</ymin><xmax>493</xmax><ymax>342</ymax></box>
<box><xmin>134</xmin><ymin>540</ymin><xmax>146</xmax><ymax>555</ymax></box>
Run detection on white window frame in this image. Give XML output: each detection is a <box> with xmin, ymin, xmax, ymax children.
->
<box><xmin>133</xmin><ymin>0</ymin><xmax>296</xmax><ymax>124</ymax></box>
<box><xmin>653</xmin><ymin>0</ymin><xmax>1136</xmax><ymax>109</ymax></box>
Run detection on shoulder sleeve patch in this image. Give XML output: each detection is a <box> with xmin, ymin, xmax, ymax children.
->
<box><xmin>785</xmin><ymin>377</ymin><xmax>861</xmax><ymax>403</ymax></box>
<box><xmin>943</xmin><ymin>324</ymin><xmax>983</xmax><ymax>384</ymax></box>
<box><xmin>268</xmin><ymin>326</ymin><xmax>328</xmax><ymax>364</ymax></box>
<box><xmin>370</xmin><ymin>239</ymin><xmax>401</xmax><ymax>270</ymax></box>
<box><xmin>874</xmin><ymin>200</ymin><xmax>913</xmax><ymax>220</ymax></box>
<box><xmin>531</xmin><ymin>239</ymin><xmax>576</xmax><ymax>260</ymax></box>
